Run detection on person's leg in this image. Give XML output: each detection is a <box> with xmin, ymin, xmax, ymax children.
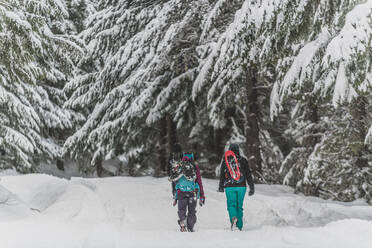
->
<box><xmin>236</xmin><ymin>187</ymin><xmax>247</xmax><ymax>230</ymax></box>
<box><xmin>177</xmin><ymin>192</ymin><xmax>188</xmax><ymax>228</ymax></box>
<box><xmin>225</xmin><ymin>187</ymin><xmax>238</xmax><ymax>223</ymax></box>
<box><xmin>186</xmin><ymin>192</ymin><xmax>197</xmax><ymax>231</ymax></box>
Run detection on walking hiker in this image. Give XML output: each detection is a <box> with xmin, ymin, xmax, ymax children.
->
<box><xmin>169</xmin><ymin>152</ymin><xmax>205</xmax><ymax>232</ymax></box>
<box><xmin>218</xmin><ymin>143</ymin><xmax>254</xmax><ymax>231</ymax></box>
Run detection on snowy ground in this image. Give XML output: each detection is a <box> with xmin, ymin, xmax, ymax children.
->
<box><xmin>0</xmin><ymin>174</ymin><xmax>371</xmax><ymax>248</ymax></box>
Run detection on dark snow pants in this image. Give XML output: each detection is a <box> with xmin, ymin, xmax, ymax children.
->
<box><xmin>177</xmin><ymin>191</ymin><xmax>197</xmax><ymax>230</ymax></box>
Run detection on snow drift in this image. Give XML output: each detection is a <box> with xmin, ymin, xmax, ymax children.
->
<box><xmin>0</xmin><ymin>174</ymin><xmax>371</xmax><ymax>248</ymax></box>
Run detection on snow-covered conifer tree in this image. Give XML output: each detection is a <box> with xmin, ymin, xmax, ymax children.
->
<box><xmin>64</xmin><ymin>0</ymin><xmax>214</xmax><ymax>175</ymax></box>
<box><xmin>272</xmin><ymin>0</ymin><xmax>372</xmax><ymax>202</ymax></box>
<box><xmin>61</xmin><ymin>0</ymin><xmax>371</xmax><ymax>203</ymax></box>
<box><xmin>0</xmin><ymin>0</ymin><xmax>81</xmax><ymax>172</ymax></box>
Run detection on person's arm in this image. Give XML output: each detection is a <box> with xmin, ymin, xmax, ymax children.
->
<box><xmin>172</xmin><ymin>187</ymin><xmax>179</xmax><ymax>206</ymax></box>
<box><xmin>195</xmin><ymin>164</ymin><xmax>206</xmax><ymax>206</ymax></box>
<box><xmin>168</xmin><ymin>158</ymin><xmax>177</xmax><ymax>196</ymax></box>
<box><xmin>218</xmin><ymin>159</ymin><xmax>225</xmax><ymax>192</ymax></box>
<box><xmin>195</xmin><ymin>164</ymin><xmax>205</xmax><ymax>198</ymax></box>
<box><xmin>243</xmin><ymin>159</ymin><xmax>254</xmax><ymax>195</ymax></box>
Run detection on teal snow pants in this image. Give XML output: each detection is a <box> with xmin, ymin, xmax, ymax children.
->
<box><xmin>225</xmin><ymin>187</ymin><xmax>247</xmax><ymax>230</ymax></box>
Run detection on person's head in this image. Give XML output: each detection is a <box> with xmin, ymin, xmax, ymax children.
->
<box><xmin>173</xmin><ymin>143</ymin><xmax>183</xmax><ymax>160</ymax></box>
<box><xmin>228</xmin><ymin>143</ymin><xmax>240</xmax><ymax>156</ymax></box>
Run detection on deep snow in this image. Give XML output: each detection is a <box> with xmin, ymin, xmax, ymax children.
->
<box><xmin>0</xmin><ymin>174</ymin><xmax>371</xmax><ymax>248</ymax></box>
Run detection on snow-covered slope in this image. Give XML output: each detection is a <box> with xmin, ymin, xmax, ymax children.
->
<box><xmin>0</xmin><ymin>174</ymin><xmax>371</xmax><ymax>248</ymax></box>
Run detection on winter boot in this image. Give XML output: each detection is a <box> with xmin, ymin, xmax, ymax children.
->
<box><xmin>231</xmin><ymin>217</ymin><xmax>238</xmax><ymax>231</ymax></box>
<box><xmin>178</xmin><ymin>220</ymin><xmax>187</xmax><ymax>232</ymax></box>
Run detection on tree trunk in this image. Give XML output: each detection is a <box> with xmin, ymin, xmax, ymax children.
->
<box><xmin>56</xmin><ymin>159</ymin><xmax>64</xmax><ymax>171</ymax></box>
<box><xmin>303</xmin><ymin>96</ymin><xmax>319</xmax><ymax>150</ymax></box>
<box><xmin>96</xmin><ymin>156</ymin><xmax>103</xmax><ymax>177</ymax></box>
<box><xmin>245</xmin><ymin>68</ymin><xmax>262</xmax><ymax>180</ymax></box>
<box><xmin>207</xmin><ymin>126</ymin><xmax>224</xmax><ymax>164</ymax></box>
<box><xmin>158</xmin><ymin>117</ymin><xmax>168</xmax><ymax>173</ymax></box>
<box><xmin>350</xmin><ymin>96</ymin><xmax>369</xmax><ymax>168</ymax></box>
<box><xmin>166</xmin><ymin>113</ymin><xmax>178</xmax><ymax>155</ymax></box>
<box><xmin>302</xmin><ymin>97</ymin><xmax>320</xmax><ymax>196</ymax></box>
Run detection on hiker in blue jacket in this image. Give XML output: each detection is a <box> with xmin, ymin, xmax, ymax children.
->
<box><xmin>172</xmin><ymin>153</ymin><xmax>205</xmax><ymax>232</ymax></box>
<box><xmin>218</xmin><ymin>143</ymin><xmax>254</xmax><ymax>231</ymax></box>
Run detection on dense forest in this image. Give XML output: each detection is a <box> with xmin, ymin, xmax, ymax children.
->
<box><xmin>0</xmin><ymin>0</ymin><xmax>371</xmax><ymax>204</ymax></box>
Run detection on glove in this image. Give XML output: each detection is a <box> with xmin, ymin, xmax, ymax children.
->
<box><xmin>218</xmin><ymin>187</ymin><xmax>224</xmax><ymax>193</ymax></box>
<box><xmin>172</xmin><ymin>199</ymin><xmax>177</xmax><ymax>206</ymax></box>
<box><xmin>199</xmin><ymin>196</ymin><xmax>205</xmax><ymax>206</ymax></box>
<box><xmin>248</xmin><ymin>189</ymin><xmax>254</xmax><ymax>196</ymax></box>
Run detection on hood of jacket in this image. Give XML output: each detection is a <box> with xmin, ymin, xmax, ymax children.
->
<box><xmin>228</xmin><ymin>143</ymin><xmax>240</xmax><ymax>157</ymax></box>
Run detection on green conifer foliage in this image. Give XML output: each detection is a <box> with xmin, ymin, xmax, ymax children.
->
<box><xmin>0</xmin><ymin>0</ymin><xmax>81</xmax><ymax>171</ymax></box>
<box><xmin>63</xmin><ymin>0</ymin><xmax>211</xmax><ymax>175</ymax></box>
<box><xmin>273</xmin><ymin>0</ymin><xmax>372</xmax><ymax>202</ymax></box>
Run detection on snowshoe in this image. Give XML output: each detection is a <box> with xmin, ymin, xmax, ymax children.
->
<box><xmin>225</xmin><ymin>150</ymin><xmax>241</xmax><ymax>181</ymax></box>
<box><xmin>181</xmin><ymin>160</ymin><xmax>196</xmax><ymax>181</ymax></box>
<box><xmin>169</xmin><ymin>160</ymin><xmax>183</xmax><ymax>182</ymax></box>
